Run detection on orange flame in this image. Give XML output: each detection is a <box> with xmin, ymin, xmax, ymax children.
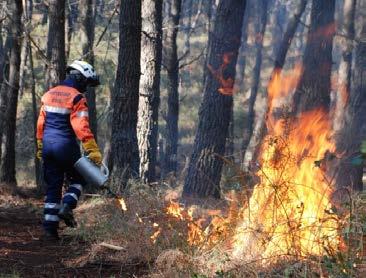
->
<box><xmin>229</xmin><ymin>64</ymin><xmax>340</xmax><ymax>261</ymax></box>
<box><xmin>267</xmin><ymin>64</ymin><xmax>303</xmax><ymax>118</ymax></box>
<box><xmin>166</xmin><ymin>201</ymin><xmax>206</xmax><ymax>246</ymax></box>
<box><xmin>118</xmin><ymin>197</ymin><xmax>127</xmax><ymax>211</ymax></box>
<box><xmin>163</xmin><ymin>64</ymin><xmax>341</xmax><ymax>264</ymax></box>
<box><xmin>232</xmin><ymin>108</ymin><xmax>340</xmax><ymax>261</ymax></box>
<box><xmin>208</xmin><ymin>52</ymin><xmax>236</xmax><ymax>96</ymax></box>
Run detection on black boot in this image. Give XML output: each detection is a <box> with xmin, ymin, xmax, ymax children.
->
<box><xmin>41</xmin><ymin>229</ymin><xmax>60</xmax><ymax>241</ymax></box>
<box><xmin>58</xmin><ymin>203</ymin><xmax>77</xmax><ymax>228</ymax></box>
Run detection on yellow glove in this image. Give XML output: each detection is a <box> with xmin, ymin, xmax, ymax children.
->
<box><xmin>36</xmin><ymin>139</ymin><xmax>43</xmax><ymax>160</ymax></box>
<box><xmin>361</xmin><ymin>141</ymin><xmax>366</xmax><ymax>155</ymax></box>
<box><xmin>82</xmin><ymin>138</ymin><xmax>102</xmax><ymax>165</ymax></box>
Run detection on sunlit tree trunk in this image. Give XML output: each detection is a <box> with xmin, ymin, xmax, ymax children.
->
<box><xmin>241</xmin><ymin>0</ymin><xmax>269</xmax><ymax>157</ymax></box>
<box><xmin>235</xmin><ymin>0</ymin><xmax>251</xmax><ymax>94</ymax></box>
<box><xmin>0</xmin><ymin>16</ymin><xmax>3</xmax><ymax>87</ymax></box>
<box><xmin>80</xmin><ymin>0</ymin><xmax>97</xmax><ymax>139</ymax></box>
<box><xmin>293</xmin><ymin>0</ymin><xmax>335</xmax><ymax>113</ymax></box>
<box><xmin>110</xmin><ymin>0</ymin><xmax>141</xmax><ymax>186</ymax></box>
<box><xmin>163</xmin><ymin>0</ymin><xmax>182</xmax><ymax>176</ymax></box>
<box><xmin>29</xmin><ymin>43</ymin><xmax>43</xmax><ymax>191</ymax></box>
<box><xmin>18</xmin><ymin>0</ymin><xmax>33</xmax><ymax>98</ymax></box>
<box><xmin>334</xmin><ymin>0</ymin><xmax>364</xmax><ymax>190</ymax></box>
<box><xmin>0</xmin><ymin>0</ymin><xmax>22</xmax><ymax>184</ymax></box>
<box><xmin>45</xmin><ymin>0</ymin><xmax>66</xmax><ymax>89</ymax></box>
<box><xmin>183</xmin><ymin>0</ymin><xmax>247</xmax><ymax>198</ymax></box>
<box><xmin>0</xmin><ymin>12</ymin><xmax>11</xmax><ymax>160</ymax></box>
<box><xmin>137</xmin><ymin>0</ymin><xmax>163</xmax><ymax>183</ymax></box>
<box><xmin>333</xmin><ymin>0</ymin><xmax>356</xmax><ymax>133</ymax></box>
<box><xmin>66</xmin><ymin>0</ymin><xmax>79</xmax><ymax>60</ymax></box>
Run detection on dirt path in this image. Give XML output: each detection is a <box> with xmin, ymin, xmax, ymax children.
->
<box><xmin>0</xmin><ymin>198</ymin><xmax>147</xmax><ymax>277</ymax></box>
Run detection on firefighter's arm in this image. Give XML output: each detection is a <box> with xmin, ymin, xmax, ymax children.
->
<box><xmin>36</xmin><ymin>104</ymin><xmax>46</xmax><ymax>159</ymax></box>
<box><xmin>70</xmin><ymin>95</ymin><xmax>102</xmax><ymax>165</ymax></box>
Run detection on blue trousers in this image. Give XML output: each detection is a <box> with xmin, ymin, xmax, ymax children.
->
<box><xmin>42</xmin><ymin>138</ymin><xmax>86</xmax><ymax>232</ymax></box>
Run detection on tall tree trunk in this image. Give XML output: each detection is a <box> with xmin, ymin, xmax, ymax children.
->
<box><xmin>41</xmin><ymin>2</ymin><xmax>48</xmax><ymax>25</ymax></box>
<box><xmin>241</xmin><ymin>0</ymin><xmax>269</xmax><ymax>157</ymax></box>
<box><xmin>137</xmin><ymin>0</ymin><xmax>163</xmax><ymax>183</ymax></box>
<box><xmin>183</xmin><ymin>0</ymin><xmax>247</xmax><ymax>198</ymax></box>
<box><xmin>0</xmin><ymin>16</ymin><xmax>3</xmax><ymax>86</ymax></box>
<box><xmin>45</xmin><ymin>0</ymin><xmax>66</xmax><ymax>90</ymax></box>
<box><xmin>226</xmin><ymin>105</ymin><xmax>235</xmax><ymax>158</ymax></box>
<box><xmin>18</xmin><ymin>0</ymin><xmax>32</xmax><ymax>97</ymax></box>
<box><xmin>334</xmin><ymin>0</ymin><xmax>362</xmax><ymax>190</ymax></box>
<box><xmin>110</xmin><ymin>0</ymin><xmax>141</xmax><ymax>186</ymax></box>
<box><xmin>0</xmin><ymin>19</ymin><xmax>11</xmax><ymax>159</ymax></box>
<box><xmin>235</xmin><ymin>0</ymin><xmax>251</xmax><ymax>93</ymax></box>
<box><xmin>293</xmin><ymin>0</ymin><xmax>336</xmax><ymax>113</ymax></box>
<box><xmin>163</xmin><ymin>0</ymin><xmax>182</xmax><ymax>175</ymax></box>
<box><xmin>29</xmin><ymin>43</ymin><xmax>43</xmax><ymax>191</ymax></box>
<box><xmin>333</xmin><ymin>0</ymin><xmax>356</xmax><ymax>132</ymax></box>
<box><xmin>66</xmin><ymin>0</ymin><xmax>79</xmax><ymax>60</ymax></box>
<box><xmin>182</xmin><ymin>0</ymin><xmax>193</xmax><ymax>57</ymax></box>
<box><xmin>242</xmin><ymin>0</ymin><xmax>307</xmax><ymax>170</ymax></box>
<box><xmin>0</xmin><ymin>0</ymin><xmax>22</xmax><ymax>184</ymax></box>
<box><xmin>80</xmin><ymin>0</ymin><xmax>97</xmax><ymax>139</ymax></box>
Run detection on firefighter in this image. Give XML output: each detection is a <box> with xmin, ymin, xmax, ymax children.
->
<box><xmin>36</xmin><ymin>60</ymin><xmax>102</xmax><ymax>240</ymax></box>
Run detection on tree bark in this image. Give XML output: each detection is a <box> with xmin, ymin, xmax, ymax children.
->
<box><xmin>45</xmin><ymin>0</ymin><xmax>66</xmax><ymax>90</ymax></box>
<box><xmin>242</xmin><ymin>0</ymin><xmax>307</xmax><ymax>170</ymax></box>
<box><xmin>334</xmin><ymin>0</ymin><xmax>364</xmax><ymax>190</ymax></box>
<box><xmin>235</xmin><ymin>0</ymin><xmax>251</xmax><ymax>94</ymax></box>
<box><xmin>110</xmin><ymin>0</ymin><xmax>141</xmax><ymax>186</ymax></box>
<box><xmin>241</xmin><ymin>0</ymin><xmax>269</xmax><ymax>157</ymax></box>
<box><xmin>29</xmin><ymin>43</ymin><xmax>43</xmax><ymax>191</ymax></box>
<box><xmin>293</xmin><ymin>0</ymin><xmax>336</xmax><ymax>113</ymax></box>
<box><xmin>79</xmin><ymin>0</ymin><xmax>97</xmax><ymax>139</ymax></box>
<box><xmin>333</xmin><ymin>0</ymin><xmax>356</xmax><ymax>132</ymax></box>
<box><xmin>0</xmin><ymin>13</ymin><xmax>12</xmax><ymax>159</ymax></box>
<box><xmin>137</xmin><ymin>0</ymin><xmax>163</xmax><ymax>183</ymax></box>
<box><xmin>163</xmin><ymin>0</ymin><xmax>182</xmax><ymax>175</ymax></box>
<box><xmin>66</xmin><ymin>0</ymin><xmax>79</xmax><ymax>60</ymax></box>
<box><xmin>183</xmin><ymin>0</ymin><xmax>247</xmax><ymax>198</ymax></box>
<box><xmin>0</xmin><ymin>16</ymin><xmax>3</xmax><ymax>86</ymax></box>
<box><xmin>273</xmin><ymin>0</ymin><xmax>307</xmax><ymax>70</ymax></box>
<box><xmin>18</xmin><ymin>0</ymin><xmax>32</xmax><ymax>97</ymax></box>
<box><xmin>0</xmin><ymin>0</ymin><xmax>22</xmax><ymax>184</ymax></box>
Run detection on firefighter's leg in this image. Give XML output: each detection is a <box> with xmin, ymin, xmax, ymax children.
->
<box><xmin>43</xmin><ymin>157</ymin><xmax>63</xmax><ymax>236</ymax></box>
<box><xmin>59</xmin><ymin>142</ymin><xmax>85</xmax><ymax>227</ymax></box>
<box><xmin>62</xmin><ymin>175</ymin><xmax>83</xmax><ymax>209</ymax></box>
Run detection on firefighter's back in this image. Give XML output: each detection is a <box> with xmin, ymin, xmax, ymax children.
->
<box><xmin>42</xmin><ymin>85</ymin><xmax>80</xmax><ymax>141</ymax></box>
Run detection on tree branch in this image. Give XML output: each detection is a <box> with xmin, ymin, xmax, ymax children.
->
<box><xmin>179</xmin><ymin>49</ymin><xmax>205</xmax><ymax>69</ymax></box>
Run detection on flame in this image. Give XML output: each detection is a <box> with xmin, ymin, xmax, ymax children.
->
<box><xmin>118</xmin><ymin>197</ymin><xmax>127</xmax><ymax>211</ymax></box>
<box><xmin>229</xmin><ymin>64</ymin><xmax>340</xmax><ymax>261</ymax></box>
<box><xmin>163</xmin><ymin>64</ymin><xmax>341</xmax><ymax>264</ymax></box>
<box><xmin>166</xmin><ymin>200</ymin><xmax>185</xmax><ymax>220</ymax></box>
<box><xmin>151</xmin><ymin>228</ymin><xmax>162</xmax><ymax>244</ymax></box>
<box><xmin>232</xmin><ymin>109</ymin><xmax>339</xmax><ymax>261</ymax></box>
<box><xmin>166</xmin><ymin>201</ymin><xmax>206</xmax><ymax>245</ymax></box>
<box><xmin>267</xmin><ymin>64</ymin><xmax>303</xmax><ymax>117</ymax></box>
<box><xmin>207</xmin><ymin>52</ymin><xmax>236</xmax><ymax>95</ymax></box>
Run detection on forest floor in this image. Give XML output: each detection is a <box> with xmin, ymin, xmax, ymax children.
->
<box><xmin>3</xmin><ymin>183</ymin><xmax>366</xmax><ymax>278</ymax></box>
<box><xmin>0</xmin><ymin>187</ymin><xmax>149</xmax><ymax>278</ymax></box>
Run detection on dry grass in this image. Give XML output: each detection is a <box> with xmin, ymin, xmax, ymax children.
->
<box><xmin>61</xmin><ymin>177</ymin><xmax>366</xmax><ymax>277</ymax></box>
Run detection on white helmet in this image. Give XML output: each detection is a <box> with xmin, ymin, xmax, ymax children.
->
<box><xmin>66</xmin><ymin>60</ymin><xmax>100</xmax><ymax>87</ymax></box>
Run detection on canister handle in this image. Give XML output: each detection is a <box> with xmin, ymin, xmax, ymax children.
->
<box><xmin>101</xmin><ymin>162</ymin><xmax>109</xmax><ymax>178</ymax></box>
<box><xmin>85</xmin><ymin>155</ymin><xmax>110</xmax><ymax>178</ymax></box>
